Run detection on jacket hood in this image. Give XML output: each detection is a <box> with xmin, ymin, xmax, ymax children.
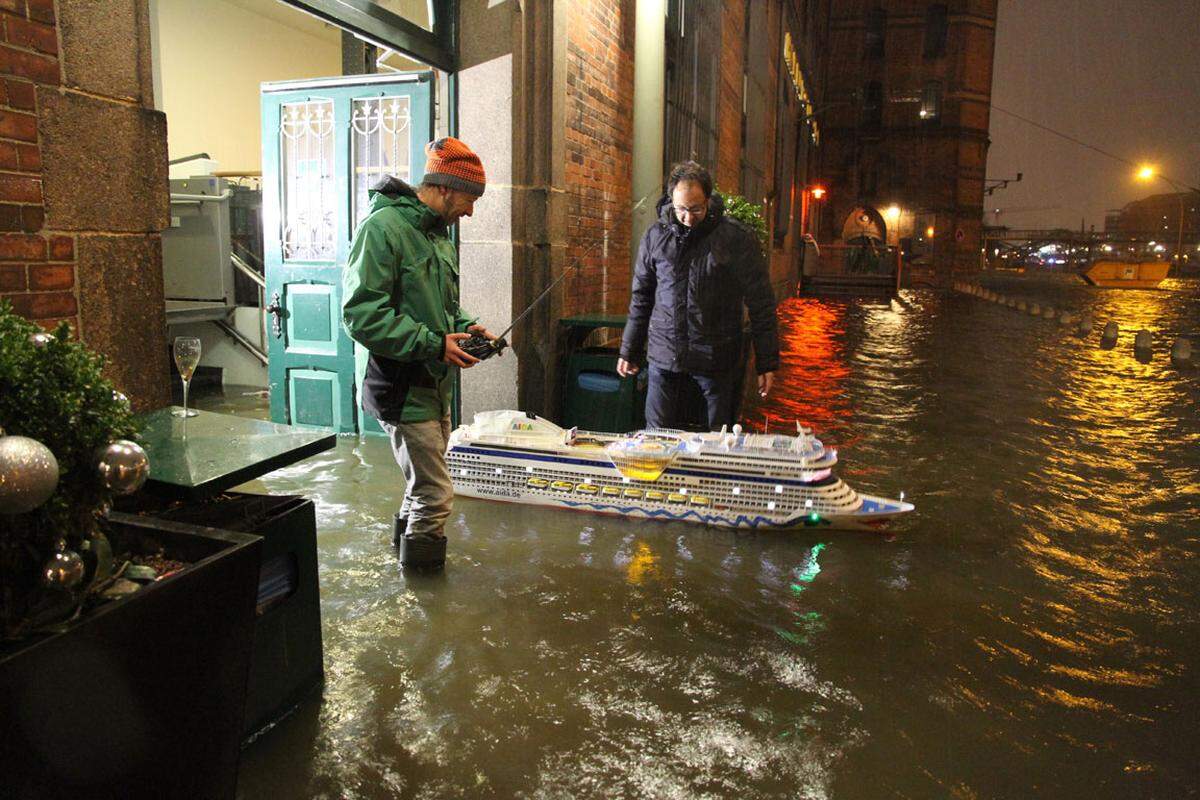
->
<box><xmin>656</xmin><ymin>191</ymin><xmax>726</xmax><ymax>237</ymax></box>
<box><xmin>367</xmin><ymin>176</ymin><xmax>444</xmax><ymax>231</ymax></box>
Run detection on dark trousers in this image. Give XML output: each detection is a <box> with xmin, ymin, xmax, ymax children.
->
<box><xmin>645</xmin><ymin>365</ymin><xmax>737</xmax><ymax>431</ymax></box>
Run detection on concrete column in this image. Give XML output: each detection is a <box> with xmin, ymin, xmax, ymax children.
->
<box><xmin>457</xmin><ymin>0</ymin><xmax>519</xmax><ymax>420</ymax></box>
<box><xmin>630</xmin><ymin>0</ymin><xmax>666</xmax><ymax>261</ymax></box>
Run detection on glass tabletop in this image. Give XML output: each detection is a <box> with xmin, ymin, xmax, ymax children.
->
<box><xmin>137</xmin><ymin>407</ymin><xmax>337</xmax><ymax>500</ymax></box>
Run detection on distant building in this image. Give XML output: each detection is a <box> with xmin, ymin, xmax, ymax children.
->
<box><xmin>815</xmin><ymin>1</ymin><xmax>998</xmax><ymax>285</ymax></box>
<box><xmin>1105</xmin><ymin>192</ymin><xmax>1199</xmax><ymax>263</ymax></box>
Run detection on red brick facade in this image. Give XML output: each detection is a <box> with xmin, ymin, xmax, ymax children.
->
<box><xmin>0</xmin><ymin>1</ymin><xmax>74</xmax><ymax>331</ymax></box>
<box><xmin>561</xmin><ymin>0</ymin><xmax>636</xmax><ymax>318</ymax></box>
<box><xmin>715</xmin><ymin>0</ymin><xmax>746</xmax><ymax>193</ymax></box>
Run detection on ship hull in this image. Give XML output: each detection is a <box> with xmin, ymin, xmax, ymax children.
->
<box><xmin>453</xmin><ymin>482</ymin><xmax>908</xmax><ymax>531</ymax></box>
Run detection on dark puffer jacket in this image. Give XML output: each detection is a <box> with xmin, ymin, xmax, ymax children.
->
<box><xmin>620</xmin><ymin>193</ymin><xmax>779</xmax><ymax>376</ymax></box>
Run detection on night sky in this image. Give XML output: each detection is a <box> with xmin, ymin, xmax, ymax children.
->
<box><xmin>988</xmin><ymin>0</ymin><xmax>1200</xmax><ymax>231</ymax></box>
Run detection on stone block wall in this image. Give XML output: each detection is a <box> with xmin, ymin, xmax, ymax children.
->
<box><xmin>0</xmin><ymin>0</ymin><xmax>170</xmax><ymax>409</ymax></box>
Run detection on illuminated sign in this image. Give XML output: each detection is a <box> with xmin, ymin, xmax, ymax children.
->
<box><xmin>783</xmin><ymin>32</ymin><xmax>819</xmax><ymax>144</ymax></box>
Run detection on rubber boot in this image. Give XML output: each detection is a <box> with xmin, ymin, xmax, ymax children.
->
<box><xmin>398</xmin><ymin>533</ymin><xmax>447</xmax><ymax>571</ymax></box>
<box><xmin>392</xmin><ymin>512</ymin><xmax>407</xmax><ymax>547</ymax></box>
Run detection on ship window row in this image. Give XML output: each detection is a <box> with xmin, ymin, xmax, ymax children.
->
<box><xmin>449</xmin><ymin>460</ymin><xmax>859</xmax><ymax>510</ymax></box>
<box><xmin>451</xmin><ymin>461</ymin><xmax>855</xmax><ymax>503</ymax></box>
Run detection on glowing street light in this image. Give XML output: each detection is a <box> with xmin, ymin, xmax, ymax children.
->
<box><xmin>810</xmin><ymin>186</ymin><xmax>826</xmax><ymax>200</ymax></box>
<box><xmin>925</xmin><ymin>225</ymin><xmax>936</xmax><ymax>238</ymax></box>
<box><xmin>885</xmin><ymin>205</ymin><xmax>901</xmax><ymax>220</ymax></box>
<box><xmin>1136</xmin><ymin>165</ymin><xmax>1156</xmax><ymax>181</ymax></box>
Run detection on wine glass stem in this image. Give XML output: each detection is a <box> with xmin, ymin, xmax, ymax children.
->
<box><xmin>182</xmin><ymin>377</ymin><xmax>190</xmax><ymax>416</ymax></box>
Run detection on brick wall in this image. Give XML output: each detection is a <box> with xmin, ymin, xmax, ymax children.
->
<box><xmin>562</xmin><ymin>0</ymin><xmax>635</xmax><ymax>319</ymax></box>
<box><xmin>817</xmin><ymin>0</ymin><xmax>998</xmax><ymax>284</ymax></box>
<box><xmin>715</xmin><ymin>0</ymin><xmax>745</xmax><ymax>193</ymax></box>
<box><xmin>0</xmin><ymin>0</ymin><xmax>170</xmax><ymax>409</ymax></box>
<box><xmin>0</xmin><ymin>0</ymin><xmax>74</xmax><ymax>329</ymax></box>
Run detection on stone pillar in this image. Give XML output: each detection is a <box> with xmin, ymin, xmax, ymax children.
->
<box><xmin>341</xmin><ymin>30</ymin><xmax>376</xmax><ymax>76</ymax></box>
<box><xmin>630</xmin><ymin>0</ymin><xmax>665</xmax><ymax>260</ymax></box>
<box><xmin>457</xmin><ymin>0</ymin><xmax>519</xmax><ymax>420</ymax></box>
<box><xmin>1</xmin><ymin>0</ymin><xmax>170</xmax><ymax>411</ymax></box>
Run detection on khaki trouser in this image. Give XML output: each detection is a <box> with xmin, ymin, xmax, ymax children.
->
<box><xmin>379</xmin><ymin>416</ymin><xmax>453</xmax><ymax>539</ymax></box>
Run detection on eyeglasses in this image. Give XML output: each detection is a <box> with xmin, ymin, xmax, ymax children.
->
<box><xmin>673</xmin><ymin>204</ymin><xmax>706</xmax><ymax>215</ymax></box>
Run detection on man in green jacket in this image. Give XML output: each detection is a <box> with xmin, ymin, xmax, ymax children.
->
<box><xmin>342</xmin><ymin>137</ymin><xmax>494</xmax><ymax>570</ymax></box>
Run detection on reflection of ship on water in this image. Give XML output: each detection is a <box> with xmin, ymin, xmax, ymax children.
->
<box><xmin>446</xmin><ymin>410</ymin><xmax>913</xmax><ymax>531</ymax></box>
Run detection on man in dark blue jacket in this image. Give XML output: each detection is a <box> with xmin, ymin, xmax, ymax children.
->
<box><xmin>618</xmin><ymin>161</ymin><xmax>779</xmax><ymax>430</ymax></box>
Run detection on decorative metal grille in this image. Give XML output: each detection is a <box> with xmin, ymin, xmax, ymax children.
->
<box><xmin>351</xmin><ymin>96</ymin><xmax>412</xmax><ymax>230</ymax></box>
<box><xmin>280</xmin><ymin>99</ymin><xmax>336</xmax><ymax>261</ymax></box>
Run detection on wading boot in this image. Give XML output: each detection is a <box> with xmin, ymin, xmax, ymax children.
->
<box><xmin>398</xmin><ymin>533</ymin><xmax>447</xmax><ymax>571</ymax></box>
<box><xmin>392</xmin><ymin>512</ymin><xmax>408</xmax><ymax>547</ymax></box>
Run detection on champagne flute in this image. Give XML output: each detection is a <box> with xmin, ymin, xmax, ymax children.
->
<box><xmin>172</xmin><ymin>336</ymin><xmax>201</xmax><ymax>418</ymax></box>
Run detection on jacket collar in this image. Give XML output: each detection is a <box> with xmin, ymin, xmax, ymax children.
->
<box><xmin>367</xmin><ymin>176</ymin><xmax>448</xmax><ymax>234</ymax></box>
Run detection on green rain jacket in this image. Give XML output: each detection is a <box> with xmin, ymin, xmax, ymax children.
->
<box><xmin>342</xmin><ymin>177</ymin><xmax>476</xmax><ymax>423</ymax></box>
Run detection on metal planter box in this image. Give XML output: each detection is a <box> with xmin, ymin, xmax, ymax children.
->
<box><xmin>0</xmin><ymin>512</ymin><xmax>262</xmax><ymax>800</ymax></box>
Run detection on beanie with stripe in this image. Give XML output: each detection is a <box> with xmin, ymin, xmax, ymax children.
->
<box><xmin>422</xmin><ymin>137</ymin><xmax>486</xmax><ymax>198</ymax></box>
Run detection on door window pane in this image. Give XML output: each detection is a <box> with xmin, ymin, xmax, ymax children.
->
<box><xmin>351</xmin><ymin>96</ymin><xmax>413</xmax><ymax>231</ymax></box>
<box><xmin>280</xmin><ymin>99</ymin><xmax>336</xmax><ymax>261</ymax></box>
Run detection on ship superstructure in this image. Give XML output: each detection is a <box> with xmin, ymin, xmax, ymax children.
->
<box><xmin>445</xmin><ymin>410</ymin><xmax>913</xmax><ymax>531</ymax></box>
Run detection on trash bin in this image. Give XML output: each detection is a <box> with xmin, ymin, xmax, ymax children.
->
<box><xmin>559</xmin><ymin>315</ymin><xmax>647</xmax><ymax>433</ymax></box>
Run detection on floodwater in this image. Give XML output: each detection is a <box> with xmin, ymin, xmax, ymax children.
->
<box><xmin>229</xmin><ymin>273</ymin><xmax>1199</xmax><ymax>799</ymax></box>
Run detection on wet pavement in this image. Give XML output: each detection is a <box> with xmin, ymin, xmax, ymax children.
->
<box><xmin>226</xmin><ymin>273</ymin><xmax>1199</xmax><ymax>799</ymax></box>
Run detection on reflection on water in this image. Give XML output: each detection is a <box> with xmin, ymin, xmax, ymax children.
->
<box><xmin>233</xmin><ymin>275</ymin><xmax>1199</xmax><ymax>799</ymax></box>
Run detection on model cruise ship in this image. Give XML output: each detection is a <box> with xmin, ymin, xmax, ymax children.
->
<box><xmin>445</xmin><ymin>410</ymin><xmax>913</xmax><ymax>531</ymax></box>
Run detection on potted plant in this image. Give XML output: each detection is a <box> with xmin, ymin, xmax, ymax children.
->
<box><xmin>0</xmin><ymin>301</ymin><xmax>262</xmax><ymax>799</ymax></box>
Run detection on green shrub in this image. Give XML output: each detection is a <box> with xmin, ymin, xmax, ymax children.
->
<box><xmin>717</xmin><ymin>187</ymin><xmax>768</xmax><ymax>253</ymax></box>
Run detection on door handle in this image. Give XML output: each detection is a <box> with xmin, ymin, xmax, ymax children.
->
<box><xmin>265</xmin><ymin>292</ymin><xmax>284</xmax><ymax>339</ymax></box>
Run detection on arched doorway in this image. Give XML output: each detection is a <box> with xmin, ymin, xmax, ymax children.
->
<box><xmin>840</xmin><ymin>206</ymin><xmax>887</xmax><ymax>244</ymax></box>
<box><xmin>839</xmin><ymin>206</ymin><xmax>888</xmax><ymax>275</ymax></box>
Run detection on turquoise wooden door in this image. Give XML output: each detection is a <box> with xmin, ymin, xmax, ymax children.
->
<box><xmin>261</xmin><ymin>73</ymin><xmax>433</xmax><ymax>433</ymax></box>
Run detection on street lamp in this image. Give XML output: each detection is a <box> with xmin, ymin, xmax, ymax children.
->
<box><xmin>1135</xmin><ymin>164</ymin><xmax>1193</xmax><ymax>271</ymax></box>
<box><xmin>802</xmin><ymin>184</ymin><xmax>827</xmax><ymax>240</ymax></box>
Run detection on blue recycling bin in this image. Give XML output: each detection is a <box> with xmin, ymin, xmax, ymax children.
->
<box><xmin>560</xmin><ymin>315</ymin><xmax>647</xmax><ymax>433</ymax></box>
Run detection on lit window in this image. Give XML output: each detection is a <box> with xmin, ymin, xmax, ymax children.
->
<box><xmin>920</xmin><ymin>81</ymin><xmax>942</xmax><ymax>122</ymax></box>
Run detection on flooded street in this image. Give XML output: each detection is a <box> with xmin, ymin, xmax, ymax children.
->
<box><xmin>231</xmin><ymin>275</ymin><xmax>1199</xmax><ymax>799</ymax></box>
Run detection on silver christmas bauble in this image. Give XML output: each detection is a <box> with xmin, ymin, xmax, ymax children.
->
<box><xmin>42</xmin><ymin>550</ymin><xmax>85</xmax><ymax>589</ymax></box>
<box><xmin>0</xmin><ymin>435</ymin><xmax>60</xmax><ymax>515</ymax></box>
<box><xmin>94</xmin><ymin>440</ymin><xmax>149</xmax><ymax>495</ymax></box>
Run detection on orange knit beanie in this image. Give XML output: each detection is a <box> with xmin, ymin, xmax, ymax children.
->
<box><xmin>422</xmin><ymin>137</ymin><xmax>486</xmax><ymax>198</ymax></box>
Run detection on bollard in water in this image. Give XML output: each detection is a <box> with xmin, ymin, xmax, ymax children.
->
<box><xmin>1043</xmin><ymin>306</ymin><xmax>1057</xmax><ymax>320</ymax></box>
<box><xmin>1017</xmin><ymin>300</ymin><xmax>1027</xmax><ymax>312</ymax></box>
<box><xmin>1170</xmin><ymin>338</ymin><xmax>1192</xmax><ymax>367</ymax></box>
<box><xmin>1059</xmin><ymin>312</ymin><xmax>1073</xmax><ymax>326</ymax></box>
<box><xmin>1029</xmin><ymin>303</ymin><xmax>1041</xmax><ymax>316</ymax></box>
<box><xmin>1100</xmin><ymin>321</ymin><xmax>1118</xmax><ymax>350</ymax></box>
<box><xmin>1077</xmin><ymin>313</ymin><xmax>1093</xmax><ymax>336</ymax></box>
<box><xmin>1134</xmin><ymin>330</ymin><xmax>1153</xmax><ymax>363</ymax></box>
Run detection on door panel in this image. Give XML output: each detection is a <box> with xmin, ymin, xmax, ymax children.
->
<box><xmin>262</xmin><ymin>74</ymin><xmax>433</xmax><ymax>433</ymax></box>
<box><xmin>287</xmin><ymin>368</ymin><xmax>340</xmax><ymax>429</ymax></box>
